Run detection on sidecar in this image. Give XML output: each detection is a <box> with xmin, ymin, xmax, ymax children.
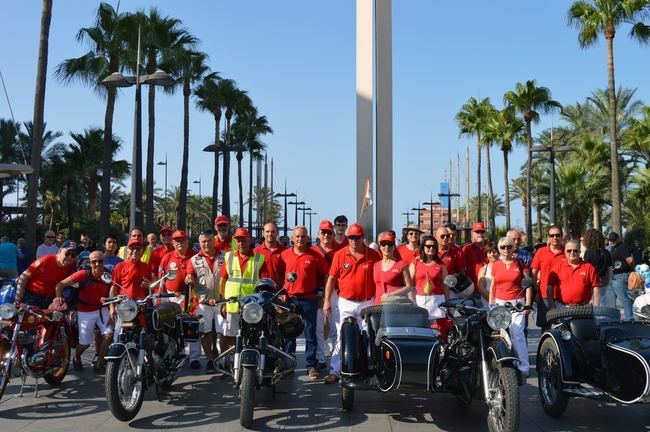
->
<box><xmin>339</xmin><ymin>300</ymin><xmax>442</xmax><ymax>410</ymax></box>
<box><xmin>537</xmin><ymin>304</ymin><xmax>650</xmax><ymax>417</ymax></box>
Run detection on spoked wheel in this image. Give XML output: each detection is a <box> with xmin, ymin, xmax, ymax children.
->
<box><xmin>0</xmin><ymin>343</ymin><xmax>13</xmax><ymax>400</ymax></box>
<box><xmin>537</xmin><ymin>338</ymin><xmax>569</xmax><ymax>417</ymax></box>
<box><xmin>342</xmin><ymin>386</ymin><xmax>354</xmax><ymax>411</ymax></box>
<box><xmin>240</xmin><ymin>367</ymin><xmax>256</xmax><ymax>428</ymax></box>
<box><xmin>486</xmin><ymin>361</ymin><xmax>520</xmax><ymax>432</ymax></box>
<box><xmin>43</xmin><ymin>325</ymin><xmax>71</xmax><ymax>386</ymax></box>
<box><xmin>105</xmin><ymin>352</ymin><xmax>144</xmax><ymax>422</ymax></box>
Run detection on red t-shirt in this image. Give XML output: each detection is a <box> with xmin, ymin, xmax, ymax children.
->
<box><xmin>531</xmin><ymin>246</ymin><xmax>566</xmax><ymax>299</ymax></box>
<box><xmin>215</xmin><ymin>235</ymin><xmax>233</xmax><ymax>252</ymax></box>
<box><xmin>149</xmin><ymin>245</ymin><xmax>173</xmax><ymax>275</ymax></box>
<box><xmin>254</xmin><ymin>243</ymin><xmax>287</xmax><ymax>288</ymax></box>
<box><xmin>396</xmin><ymin>244</ymin><xmax>419</xmax><ymax>265</ymax></box>
<box><xmin>69</xmin><ymin>270</ymin><xmax>111</xmax><ymax>312</ymax></box>
<box><xmin>329</xmin><ymin>246</ymin><xmax>381</xmax><ymax>301</ymax></box>
<box><xmin>158</xmin><ymin>250</ymin><xmax>196</xmax><ymax>293</ymax></box>
<box><xmin>438</xmin><ymin>244</ymin><xmax>465</xmax><ymax>275</ymax></box>
<box><xmin>549</xmin><ymin>260</ymin><xmax>600</xmax><ymax>305</ymax></box>
<box><xmin>462</xmin><ymin>242</ymin><xmax>487</xmax><ymax>288</ymax></box>
<box><xmin>491</xmin><ymin>260</ymin><xmax>527</xmax><ymax>300</ymax></box>
<box><xmin>26</xmin><ymin>254</ymin><xmax>74</xmax><ymax>298</ymax></box>
<box><xmin>412</xmin><ymin>259</ymin><xmax>445</xmax><ymax>296</ymax></box>
<box><xmin>280</xmin><ymin>248</ymin><xmax>329</xmax><ymax>298</ymax></box>
<box><xmin>112</xmin><ymin>259</ymin><xmax>151</xmax><ymax>299</ymax></box>
<box><xmin>373</xmin><ymin>260</ymin><xmax>408</xmax><ymax>304</ymax></box>
<box><xmin>333</xmin><ymin>237</ymin><xmax>349</xmax><ymax>251</ymax></box>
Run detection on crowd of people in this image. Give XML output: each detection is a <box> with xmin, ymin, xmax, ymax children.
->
<box><xmin>0</xmin><ymin>215</ymin><xmax>648</xmax><ymax>384</ymax></box>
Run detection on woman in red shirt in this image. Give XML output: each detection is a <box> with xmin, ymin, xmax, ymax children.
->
<box><xmin>409</xmin><ymin>236</ymin><xmax>449</xmax><ymax>319</ymax></box>
<box><xmin>373</xmin><ymin>232</ymin><xmax>413</xmax><ymax>304</ymax></box>
<box><xmin>489</xmin><ymin>236</ymin><xmax>532</xmax><ymax>379</ymax></box>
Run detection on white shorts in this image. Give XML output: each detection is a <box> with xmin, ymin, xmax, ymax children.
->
<box><xmin>197</xmin><ymin>303</ymin><xmax>222</xmax><ymax>334</ymax></box>
<box><xmin>415</xmin><ymin>294</ymin><xmax>447</xmax><ymax>319</ymax></box>
<box><xmin>78</xmin><ymin>308</ymin><xmax>113</xmax><ymax>345</ymax></box>
<box><xmin>222</xmin><ymin>312</ymin><xmax>240</xmax><ymax>337</ymax></box>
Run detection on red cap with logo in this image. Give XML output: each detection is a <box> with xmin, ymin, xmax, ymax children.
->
<box><xmin>172</xmin><ymin>229</ymin><xmax>188</xmax><ymax>240</ymax></box>
<box><xmin>234</xmin><ymin>227</ymin><xmax>251</xmax><ymax>238</ymax></box>
<box><xmin>378</xmin><ymin>232</ymin><xmax>396</xmax><ymax>243</ymax></box>
<box><xmin>127</xmin><ymin>238</ymin><xmax>144</xmax><ymax>249</ymax></box>
<box><xmin>160</xmin><ymin>226</ymin><xmax>173</xmax><ymax>234</ymax></box>
<box><xmin>318</xmin><ymin>220</ymin><xmax>334</xmax><ymax>232</ymax></box>
<box><xmin>347</xmin><ymin>223</ymin><xmax>364</xmax><ymax>237</ymax></box>
<box><xmin>214</xmin><ymin>215</ymin><xmax>229</xmax><ymax>226</ymax></box>
<box><xmin>472</xmin><ymin>222</ymin><xmax>486</xmax><ymax>232</ymax></box>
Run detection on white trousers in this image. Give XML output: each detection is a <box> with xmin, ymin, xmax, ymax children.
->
<box><xmin>415</xmin><ymin>294</ymin><xmax>447</xmax><ymax>319</ymax></box>
<box><xmin>329</xmin><ymin>295</ymin><xmax>374</xmax><ymax>376</ymax></box>
<box><xmin>316</xmin><ymin>292</ymin><xmax>338</xmax><ymax>363</ymax></box>
<box><xmin>495</xmin><ymin>297</ymin><xmax>529</xmax><ymax>374</ymax></box>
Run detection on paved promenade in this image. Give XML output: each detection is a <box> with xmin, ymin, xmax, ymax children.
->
<box><xmin>1</xmin><ymin>328</ymin><xmax>648</xmax><ymax>431</ymax></box>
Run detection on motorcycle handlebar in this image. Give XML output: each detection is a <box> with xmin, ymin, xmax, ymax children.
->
<box><xmin>154</xmin><ymin>293</ymin><xmax>176</xmax><ymax>298</ymax></box>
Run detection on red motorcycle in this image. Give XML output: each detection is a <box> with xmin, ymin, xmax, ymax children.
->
<box><xmin>0</xmin><ymin>301</ymin><xmax>72</xmax><ymax>399</ymax></box>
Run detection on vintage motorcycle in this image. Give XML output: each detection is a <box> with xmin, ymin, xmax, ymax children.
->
<box><xmin>537</xmin><ymin>299</ymin><xmax>650</xmax><ymax>417</ymax></box>
<box><xmin>0</xmin><ymin>278</ymin><xmax>72</xmax><ymax>400</ymax></box>
<box><xmin>340</xmin><ymin>293</ymin><xmax>523</xmax><ymax>432</ymax></box>
<box><xmin>103</xmin><ymin>269</ymin><xmax>203</xmax><ymax>421</ymax></box>
<box><xmin>214</xmin><ymin>277</ymin><xmax>303</xmax><ymax>428</ymax></box>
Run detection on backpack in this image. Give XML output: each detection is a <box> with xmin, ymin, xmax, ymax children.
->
<box><xmin>62</xmin><ymin>269</ymin><xmax>93</xmax><ymax>308</ymax></box>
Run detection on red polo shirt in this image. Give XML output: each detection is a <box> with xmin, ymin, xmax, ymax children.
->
<box><xmin>149</xmin><ymin>245</ymin><xmax>173</xmax><ymax>275</ymax></box>
<box><xmin>329</xmin><ymin>246</ymin><xmax>381</xmax><ymax>301</ymax></box>
<box><xmin>112</xmin><ymin>259</ymin><xmax>151</xmax><ymax>299</ymax></box>
<box><xmin>254</xmin><ymin>242</ymin><xmax>287</xmax><ymax>287</ymax></box>
<box><xmin>333</xmin><ymin>237</ymin><xmax>349</xmax><ymax>251</ymax></box>
<box><xmin>438</xmin><ymin>244</ymin><xmax>465</xmax><ymax>275</ymax></box>
<box><xmin>397</xmin><ymin>244</ymin><xmax>419</xmax><ymax>265</ymax></box>
<box><xmin>462</xmin><ymin>242</ymin><xmax>487</xmax><ymax>288</ymax></box>
<box><xmin>215</xmin><ymin>235</ymin><xmax>233</xmax><ymax>252</ymax></box>
<box><xmin>491</xmin><ymin>260</ymin><xmax>527</xmax><ymax>300</ymax></box>
<box><xmin>531</xmin><ymin>246</ymin><xmax>566</xmax><ymax>299</ymax></box>
<box><xmin>69</xmin><ymin>270</ymin><xmax>110</xmax><ymax>312</ymax></box>
<box><xmin>549</xmin><ymin>260</ymin><xmax>600</xmax><ymax>305</ymax></box>
<box><xmin>280</xmin><ymin>247</ymin><xmax>329</xmax><ymax>298</ymax></box>
<box><xmin>158</xmin><ymin>250</ymin><xmax>196</xmax><ymax>293</ymax></box>
<box><xmin>26</xmin><ymin>254</ymin><xmax>74</xmax><ymax>297</ymax></box>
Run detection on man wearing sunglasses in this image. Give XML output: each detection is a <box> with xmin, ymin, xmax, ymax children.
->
<box><xmin>312</xmin><ymin>219</ymin><xmax>337</xmax><ymax>371</ymax></box>
<box><xmin>323</xmin><ymin>222</ymin><xmax>380</xmax><ymax>384</ymax></box>
<box><xmin>435</xmin><ymin>226</ymin><xmax>466</xmax><ymax>278</ymax></box>
<box><xmin>16</xmin><ymin>240</ymin><xmax>77</xmax><ymax>309</ymax></box>
<box><xmin>36</xmin><ymin>230</ymin><xmax>59</xmax><ymax>259</ymax></box>
<box><xmin>149</xmin><ymin>226</ymin><xmax>174</xmax><ymax>279</ymax></box>
<box><xmin>55</xmin><ymin>251</ymin><xmax>113</xmax><ymax>372</ymax></box>
<box><xmin>462</xmin><ymin>222</ymin><xmax>488</xmax><ymax>289</ymax></box>
<box><xmin>531</xmin><ymin>225</ymin><xmax>567</xmax><ymax>329</ymax></box>
<box><xmin>117</xmin><ymin>227</ymin><xmax>153</xmax><ymax>264</ymax></box>
<box><xmin>547</xmin><ymin>239</ymin><xmax>600</xmax><ymax>309</ymax></box>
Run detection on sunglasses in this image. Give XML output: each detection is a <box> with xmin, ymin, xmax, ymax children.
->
<box><xmin>407</xmin><ymin>232</ymin><xmax>419</xmax><ymax>236</ymax></box>
<box><xmin>474</xmin><ymin>230</ymin><xmax>485</xmax><ymax>234</ymax></box>
<box><xmin>320</xmin><ymin>230</ymin><xmax>333</xmax><ymax>235</ymax></box>
<box><xmin>548</xmin><ymin>233</ymin><xmax>562</xmax><ymax>238</ymax></box>
<box><xmin>566</xmin><ymin>249</ymin><xmax>580</xmax><ymax>254</ymax></box>
<box><xmin>379</xmin><ymin>242</ymin><xmax>394</xmax><ymax>247</ymax></box>
<box><xmin>499</xmin><ymin>245</ymin><xmax>513</xmax><ymax>250</ymax></box>
<box><xmin>90</xmin><ymin>259</ymin><xmax>104</xmax><ymax>264</ymax></box>
<box><xmin>439</xmin><ymin>234</ymin><xmax>450</xmax><ymax>239</ymax></box>
<box><xmin>348</xmin><ymin>236</ymin><xmax>362</xmax><ymax>241</ymax></box>
<box><xmin>424</xmin><ymin>244</ymin><xmax>436</xmax><ymax>249</ymax></box>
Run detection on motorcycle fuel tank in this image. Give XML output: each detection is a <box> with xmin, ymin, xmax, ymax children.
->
<box><xmin>152</xmin><ymin>302</ymin><xmax>182</xmax><ymax>330</ymax></box>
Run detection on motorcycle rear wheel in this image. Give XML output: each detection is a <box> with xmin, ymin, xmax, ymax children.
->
<box><xmin>240</xmin><ymin>367</ymin><xmax>256</xmax><ymax>428</ymax></box>
<box><xmin>486</xmin><ymin>361</ymin><xmax>520</xmax><ymax>432</ymax></box>
<box><xmin>537</xmin><ymin>338</ymin><xmax>569</xmax><ymax>417</ymax></box>
<box><xmin>105</xmin><ymin>352</ymin><xmax>144</xmax><ymax>422</ymax></box>
<box><xmin>43</xmin><ymin>326</ymin><xmax>71</xmax><ymax>386</ymax></box>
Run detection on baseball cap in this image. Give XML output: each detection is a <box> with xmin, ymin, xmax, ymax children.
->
<box><xmin>127</xmin><ymin>238</ymin><xmax>144</xmax><ymax>249</ymax></box>
<box><xmin>160</xmin><ymin>226</ymin><xmax>173</xmax><ymax>234</ymax></box>
<box><xmin>472</xmin><ymin>222</ymin><xmax>486</xmax><ymax>232</ymax></box>
<box><xmin>319</xmin><ymin>220</ymin><xmax>334</xmax><ymax>231</ymax></box>
<box><xmin>61</xmin><ymin>240</ymin><xmax>77</xmax><ymax>250</ymax></box>
<box><xmin>172</xmin><ymin>230</ymin><xmax>188</xmax><ymax>240</ymax></box>
<box><xmin>234</xmin><ymin>227</ymin><xmax>251</xmax><ymax>238</ymax></box>
<box><xmin>378</xmin><ymin>232</ymin><xmax>396</xmax><ymax>243</ymax></box>
<box><xmin>347</xmin><ymin>223</ymin><xmax>364</xmax><ymax>237</ymax></box>
<box><xmin>404</xmin><ymin>224</ymin><xmax>423</xmax><ymax>233</ymax></box>
<box><xmin>214</xmin><ymin>215</ymin><xmax>229</xmax><ymax>226</ymax></box>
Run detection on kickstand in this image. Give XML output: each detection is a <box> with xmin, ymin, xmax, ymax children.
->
<box><xmin>33</xmin><ymin>377</ymin><xmax>39</xmax><ymax>398</ymax></box>
<box><xmin>155</xmin><ymin>383</ymin><xmax>162</xmax><ymax>401</ymax></box>
<box><xmin>18</xmin><ymin>373</ymin><xmax>26</xmax><ymax>397</ymax></box>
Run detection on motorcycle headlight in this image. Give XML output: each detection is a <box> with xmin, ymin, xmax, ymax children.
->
<box><xmin>117</xmin><ymin>300</ymin><xmax>138</xmax><ymax>322</ymax></box>
<box><xmin>487</xmin><ymin>306</ymin><xmax>511</xmax><ymax>330</ymax></box>
<box><xmin>0</xmin><ymin>303</ymin><xmax>16</xmax><ymax>320</ymax></box>
<box><xmin>242</xmin><ymin>302</ymin><xmax>264</xmax><ymax>324</ymax></box>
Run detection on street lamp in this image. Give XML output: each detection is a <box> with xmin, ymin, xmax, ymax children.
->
<box><xmin>305</xmin><ymin>211</ymin><xmax>317</xmax><ymax>238</ymax></box>
<box><xmin>101</xmin><ymin>29</ymin><xmax>174</xmax><ymax>229</ymax></box>
<box><xmin>411</xmin><ymin>205</ymin><xmax>426</xmax><ymax>231</ymax></box>
<box><xmin>157</xmin><ymin>153</ymin><xmax>167</xmax><ymax>225</ymax></box>
<box><xmin>288</xmin><ymin>196</ymin><xmax>304</xmax><ymax>227</ymax></box>
<box><xmin>423</xmin><ymin>195</ymin><xmax>441</xmax><ymax>236</ymax></box>
<box><xmin>401</xmin><ymin>209</ymin><xmax>414</xmax><ymax>226</ymax></box>
<box><xmin>532</xmin><ymin>143</ymin><xmax>572</xmax><ymax>225</ymax></box>
<box><xmin>193</xmin><ymin>176</ymin><xmax>202</xmax><ymax>197</ymax></box>
<box><xmin>202</xmin><ymin>143</ymin><xmax>247</xmax><ymax>218</ymax></box>
<box><xmin>274</xmin><ymin>186</ymin><xmax>296</xmax><ymax>237</ymax></box>
<box><xmin>297</xmin><ymin>206</ymin><xmax>311</xmax><ymax>226</ymax></box>
<box><xmin>438</xmin><ymin>192</ymin><xmax>460</xmax><ymax>226</ymax></box>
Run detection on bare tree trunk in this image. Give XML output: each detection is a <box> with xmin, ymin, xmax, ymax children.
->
<box><xmin>145</xmin><ymin>83</ymin><xmax>156</xmax><ymax>233</ymax></box>
<box><xmin>486</xmin><ymin>143</ymin><xmax>495</xmax><ymax>231</ymax></box>
<box><xmin>26</xmin><ymin>0</ymin><xmax>52</xmax><ymax>251</ymax></box>
<box><xmin>592</xmin><ymin>202</ymin><xmax>601</xmax><ymax>230</ymax></box>
<box><xmin>606</xmin><ymin>34</ymin><xmax>622</xmax><ymax>235</ymax></box>
<box><xmin>211</xmin><ymin>112</ymin><xmax>221</xmax><ymax>217</ymax></box>
<box><xmin>503</xmin><ymin>149</ymin><xmax>511</xmax><ymax>231</ymax></box>
<box><xmin>237</xmin><ymin>151</ymin><xmax>244</xmax><ymax>227</ymax></box>
<box><xmin>536</xmin><ymin>189</ymin><xmax>543</xmax><ymax>243</ymax></box>
<box><xmin>178</xmin><ymin>79</ymin><xmax>190</xmax><ymax>229</ymax></box>
<box><xmin>247</xmin><ymin>152</ymin><xmax>254</xmax><ymax>232</ymax></box>
<box><xmin>100</xmin><ymin>85</ymin><xmax>117</xmax><ymax>243</ymax></box>
<box><xmin>476</xmin><ymin>134</ymin><xmax>482</xmax><ymax>222</ymax></box>
<box><xmin>525</xmin><ymin>120</ymin><xmax>533</xmax><ymax>248</ymax></box>
<box><xmin>222</xmin><ymin>117</ymin><xmax>232</xmax><ymax>217</ymax></box>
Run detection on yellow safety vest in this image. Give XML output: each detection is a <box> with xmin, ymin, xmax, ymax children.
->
<box><xmin>223</xmin><ymin>251</ymin><xmax>264</xmax><ymax>313</ymax></box>
<box><xmin>117</xmin><ymin>245</ymin><xmax>152</xmax><ymax>263</ymax></box>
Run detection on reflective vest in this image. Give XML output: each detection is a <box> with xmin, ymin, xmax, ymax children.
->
<box><xmin>117</xmin><ymin>245</ymin><xmax>152</xmax><ymax>263</ymax></box>
<box><xmin>191</xmin><ymin>252</ymin><xmax>224</xmax><ymax>303</ymax></box>
<box><xmin>223</xmin><ymin>251</ymin><xmax>264</xmax><ymax>313</ymax></box>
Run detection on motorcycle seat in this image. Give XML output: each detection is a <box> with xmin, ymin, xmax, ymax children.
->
<box><xmin>598</xmin><ymin>321</ymin><xmax>650</xmax><ymax>346</ymax></box>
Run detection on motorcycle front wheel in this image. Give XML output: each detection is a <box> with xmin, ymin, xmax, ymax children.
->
<box><xmin>43</xmin><ymin>325</ymin><xmax>71</xmax><ymax>386</ymax></box>
<box><xmin>240</xmin><ymin>366</ymin><xmax>256</xmax><ymax>428</ymax></box>
<box><xmin>486</xmin><ymin>360</ymin><xmax>520</xmax><ymax>432</ymax></box>
<box><xmin>0</xmin><ymin>342</ymin><xmax>12</xmax><ymax>399</ymax></box>
<box><xmin>105</xmin><ymin>352</ymin><xmax>144</xmax><ymax>422</ymax></box>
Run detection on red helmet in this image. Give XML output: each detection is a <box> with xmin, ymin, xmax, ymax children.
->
<box><xmin>347</xmin><ymin>223</ymin><xmax>364</xmax><ymax>237</ymax></box>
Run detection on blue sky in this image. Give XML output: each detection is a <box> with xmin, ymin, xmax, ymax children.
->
<box><xmin>2</xmin><ymin>1</ymin><xmax>649</xmax><ymax>234</ymax></box>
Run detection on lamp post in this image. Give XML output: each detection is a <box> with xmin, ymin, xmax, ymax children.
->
<box><xmin>411</xmin><ymin>205</ymin><xmax>426</xmax><ymax>231</ymax></box>
<box><xmin>438</xmin><ymin>192</ymin><xmax>460</xmax><ymax>225</ymax></box>
<box><xmin>101</xmin><ymin>28</ymin><xmax>174</xmax><ymax>229</ymax></box>
<box><xmin>401</xmin><ymin>209</ymin><xmax>414</xmax><ymax>226</ymax></box>
<box><xmin>423</xmin><ymin>195</ymin><xmax>441</xmax><ymax>236</ymax></box>
<box><xmin>274</xmin><ymin>186</ymin><xmax>296</xmax><ymax>237</ymax></box>
<box><xmin>532</xmin><ymin>143</ymin><xmax>572</xmax><ymax>225</ymax></box>
<box><xmin>157</xmin><ymin>153</ymin><xmax>167</xmax><ymax>225</ymax></box>
<box><xmin>193</xmin><ymin>176</ymin><xmax>202</xmax><ymax>197</ymax></box>
<box><xmin>297</xmin><ymin>206</ymin><xmax>311</xmax><ymax>226</ymax></box>
<box><xmin>288</xmin><ymin>196</ymin><xmax>304</xmax><ymax>228</ymax></box>
<box><xmin>305</xmin><ymin>211</ymin><xmax>317</xmax><ymax>238</ymax></box>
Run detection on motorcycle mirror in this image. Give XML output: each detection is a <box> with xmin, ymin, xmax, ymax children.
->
<box><xmin>614</xmin><ymin>260</ymin><xmax>623</xmax><ymax>270</ymax></box>
<box><xmin>443</xmin><ymin>274</ymin><xmax>458</xmax><ymax>288</ymax></box>
<box><xmin>286</xmin><ymin>272</ymin><xmax>298</xmax><ymax>283</ymax></box>
<box><xmin>165</xmin><ymin>269</ymin><xmax>177</xmax><ymax>281</ymax></box>
<box><xmin>101</xmin><ymin>272</ymin><xmax>113</xmax><ymax>284</ymax></box>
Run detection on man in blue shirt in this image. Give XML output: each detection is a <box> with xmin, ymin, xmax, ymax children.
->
<box><xmin>0</xmin><ymin>236</ymin><xmax>22</xmax><ymax>278</ymax></box>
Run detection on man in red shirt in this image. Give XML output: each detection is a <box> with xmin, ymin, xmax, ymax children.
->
<box><xmin>531</xmin><ymin>225</ymin><xmax>566</xmax><ymax>328</ymax></box>
<box><xmin>548</xmin><ymin>240</ymin><xmax>600</xmax><ymax>308</ymax></box>
<box><xmin>323</xmin><ymin>222</ymin><xmax>380</xmax><ymax>384</ymax></box>
<box><xmin>436</xmin><ymin>226</ymin><xmax>466</xmax><ymax>297</ymax></box>
<box><xmin>214</xmin><ymin>215</ymin><xmax>234</xmax><ymax>252</ymax></box>
<box><xmin>397</xmin><ymin>224</ymin><xmax>422</xmax><ymax>265</ymax></box>
<box><xmin>55</xmin><ymin>250</ymin><xmax>113</xmax><ymax>372</ymax></box>
<box><xmin>462</xmin><ymin>222</ymin><xmax>487</xmax><ymax>288</ymax></box>
<box><xmin>332</xmin><ymin>215</ymin><xmax>349</xmax><ymax>250</ymax></box>
<box><xmin>312</xmin><ymin>219</ymin><xmax>337</xmax><ymax>370</ymax></box>
<box><xmin>149</xmin><ymin>226</ymin><xmax>174</xmax><ymax>279</ymax></box>
<box><xmin>281</xmin><ymin>226</ymin><xmax>329</xmax><ymax>379</ymax></box>
<box><xmin>16</xmin><ymin>240</ymin><xmax>77</xmax><ymax>308</ymax></box>
<box><xmin>254</xmin><ymin>221</ymin><xmax>286</xmax><ymax>287</ymax></box>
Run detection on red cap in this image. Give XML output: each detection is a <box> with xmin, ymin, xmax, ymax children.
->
<box><xmin>214</xmin><ymin>215</ymin><xmax>229</xmax><ymax>226</ymax></box>
<box><xmin>234</xmin><ymin>227</ymin><xmax>251</xmax><ymax>238</ymax></box>
<box><xmin>127</xmin><ymin>238</ymin><xmax>144</xmax><ymax>249</ymax></box>
<box><xmin>347</xmin><ymin>223</ymin><xmax>364</xmax><ymax>237</ymax></box>
<box><xmin>378</xmin><ymin>232</ymin><xmax>396</xmax><ymax>243</ymax></box>
<box><xmin>160</xmin><ymin>226</ymin><xmax>173</xmax><ymax>234</ymax></box>
<box><xmin>318</xmin><ymin>220</ymin><xmax>334</xmax><ymax>231</ymax></box>
<box><xmin>472</xmin><ymin>221</ymin><xmax>486</xmax><ymax>232</ymax></box>
<box><xmin>172</xmin><ymin>230</ymin><xmax>188</xmax><ymax>240</ymax></box>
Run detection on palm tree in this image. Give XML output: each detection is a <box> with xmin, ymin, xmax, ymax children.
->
<box><xmin>484</xmin><ymin>107</ymin><xmax>525</xmax><ymax>231</ymax></box>
<box><xmin>568</xmin><ymin>0</ymin><xmax>650</xmax><ymax>235</ymax></box>
<box><xmin>624</xmin><ymin>105</ymin><xmax>650</xmax><ymax>169</ymax></box>
<box><xmin>194</xmin><ymin>73</ymin><xmax>224</xmax><ymax>217</ymax></box>
<box><xmin>55</xmin><ymin>2</ymin><xmax>131</xmax><ymax>242</ymax></box>
<box><xmin>509</xmin><ymin>177</ymin><xmax>528</xmax><ymax>232</ymax></box>
<box><xmin>26</xmin><ymin>0</ymin><xmax>53</xmax><ymax>251</ymax></box>
<box><xmin>504</xmin><ymin>80</ymin><xmax>561</xmax><ymax>247</ymax></box>
<box><xmin>0</xmin><ymin>119</ymin><xmax>22</xmax><ymax>219</ymax></box>
<box><xmin>479</xmin><ymin>102</ymin><xmax>498</xmax><ymax>231</ymax></box>
<box><xmin>229</xmin><ymin>93</ymin><xmax>254</xmax><ymax>226</ymax></box>
<box><xmin>220</xmin><ymin>79</ymin><xmax>245</xmax><ymax>219</ymax></box>
<box><xmin>456</xmin><ymin>97</ymin><xmax>492</xmax><ymax>222</ymax></box>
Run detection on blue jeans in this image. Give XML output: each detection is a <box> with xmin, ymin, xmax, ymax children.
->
<box><xmin>284</xmin><ymin>297</ymin><xmax>318</xmax><ymax>368</ymax></box>
<box><xmin>611</xmin><ymin>272</ymin><xmax>633</xmax><ymax>320</ymax></box>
